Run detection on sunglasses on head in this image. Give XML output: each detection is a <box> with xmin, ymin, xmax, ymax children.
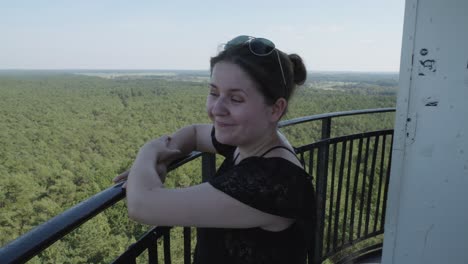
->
<box><xmin>224</xmin><ymin>35</ymin><xmax>287</xmax><ymax>89</ymax></box>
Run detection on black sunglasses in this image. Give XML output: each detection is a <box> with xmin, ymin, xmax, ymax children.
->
<box><xmin>224</xmin><ymin>35</ymin><xmax>287</xmax><ymax>88</ymax></box>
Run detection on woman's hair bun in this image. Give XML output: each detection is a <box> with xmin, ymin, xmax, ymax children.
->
<box><xmin>289</xmin><ymin>54</ymin><xmax>307</xmax><ymax>85</ymax></box>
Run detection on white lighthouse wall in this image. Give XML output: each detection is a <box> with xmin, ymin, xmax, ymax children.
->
<box><xmin>382</xmin><ymin>0</ymin><xmax>468</xmax><ymax>263</ymax></box>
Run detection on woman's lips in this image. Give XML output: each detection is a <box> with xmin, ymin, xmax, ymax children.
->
<box><xmin>215</xmin><ymin>121</ymin><xmax>235</xmax><ymax>128</ymax></box>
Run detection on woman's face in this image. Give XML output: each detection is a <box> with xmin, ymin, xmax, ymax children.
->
<box><xmin>207</xmin><ymin>61</ymin><xmax>276</xmax><ymax>147</ymax></box>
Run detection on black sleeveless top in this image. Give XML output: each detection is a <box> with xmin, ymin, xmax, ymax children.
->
<box><xmin>193</xmin><ymin>129</ymin><xmax>316</xmax><ymax>264</ymax></box>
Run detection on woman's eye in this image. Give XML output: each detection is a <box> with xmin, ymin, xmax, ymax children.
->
<box><xmin>231</xmin><ymin>97</ymin><xmax>243</xmax><ymax>103</ymax></box>
<box><xmin>209</xmin><ymin>92</ymin><xmax>219</xmax><ymax>97</ymax></box>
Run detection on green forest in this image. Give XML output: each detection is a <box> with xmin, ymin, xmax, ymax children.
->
<box><xmin>0</xmin><ymin>70</ymin><xmax>398</xmax><ymax>263</ymax></box>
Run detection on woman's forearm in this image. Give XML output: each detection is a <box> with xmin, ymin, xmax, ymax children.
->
<box><xmin>127</xmin><ymin>125</ymin><xmax>198</xmax><ymax>193</ymax></box>
<box><xmin>126</xmin><ymin>140</ymin><xmax>165</xmax><ymax>218</ymax></box>
<box><xmin>169</xmin><ymin>124</ymin><xmax>215</xmax><ymax>154</ymax></box>
<box><xmin>127</xmin><ymin>142</ymin><xmax>163</xmax><ymax>191</ymax></box>
<box><xmin>167</xmin><ymin>124</ymin><xmax>198</xmax><ymax>155</ymax></box>
<box><xmin>126</xmin><ymin>125</ymin><xmax>210</xmax><ymax>219</ymax></box>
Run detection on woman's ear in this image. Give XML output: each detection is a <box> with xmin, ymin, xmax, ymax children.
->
<box><xmin>270</xmin><ymin>98</ymin><xmax>287</xmax><ymax>122</ymax></box>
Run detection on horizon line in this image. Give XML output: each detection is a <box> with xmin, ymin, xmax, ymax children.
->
<box><xmin>0</xmin><ymin>68</ymin><xmax>400</xmax><ymax>74</ymax></box>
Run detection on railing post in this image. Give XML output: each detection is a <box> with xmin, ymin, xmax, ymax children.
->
<box><xmin>183</xmin><ymin>227</ymin><xmax>191</xmax><ymax>264</ymax></box>
<box><xmin>312</xmin><ymin>117</ymin><xmax>332</xmax><ymax>264</ymax></box>
<box><xmin>201</xmin><ymin>153</ymin><xmax>216</xmax><ymax>182</ymax></box>
<box><xmin>199</xmin><ymin>152</ymin><xmax>217</xmax><ymax>264</ymax></box>
<box><xmin>313</xmin><ymin>141</ymin><xmax>329</xmax><ymax>264</ymax></box>
<box><xmin>321</xmin><ymin>117</ymin><xmax>332</xmax><ymax>140</ymax></box>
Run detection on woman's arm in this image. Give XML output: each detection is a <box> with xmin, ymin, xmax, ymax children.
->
<box><xmin>125</xmin><ymin>133</ymin><xmax>292</xmax><ymax>231</ymax></box>
<box><xmin>127</xmin><ymin>181</ymin><xmax>293</xmax><ymax>230</ymax></box>
<box><xmin>166</xmin><ymin>123</ymin><xmax>216</xmax><ymax>157</ymax></box>
<box><xmin>125</xmin><ymin>136</ymin><xmax>178</xmax><ymax>217</ymax></box>
<box><xmin>113</xmin><ymin>124</ymin><xmax>215</xmax><ymax>184</ymax></box>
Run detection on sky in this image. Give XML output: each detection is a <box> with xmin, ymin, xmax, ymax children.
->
<box><xmin>0</xmin><ymin>0</ymin><xmax>406</xmax><ymax>72</ymax></box>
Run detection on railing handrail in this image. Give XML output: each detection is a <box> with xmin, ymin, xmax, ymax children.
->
<box><xmin>278</xmin><ymin>107</ymin><xmax>395</xmax><ymax>128</ymax></box>
<box><xmin>0</xmin><ymin>108</ymin><xmax>396</xmax><ymax>264</ymax></box>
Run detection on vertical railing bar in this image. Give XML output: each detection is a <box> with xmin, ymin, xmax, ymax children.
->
<box><xmin>357</xmin><ymin>136</ymin><xmax>371</xmax><ymax>239</ymax></box>
<box><xmin>364</xmin><ymin>135</ymin><xmax>379</xmax><ymax>236</ymax></box>
<box><xmin>341</xmin><ymin>139</ymin><xmax>353</xmax><ymax>245</ymax></box>
<box><xmin>199</xmin><ymin>152</ymin><xmax>216</xmax><ymax>264</ymax></box>
<box><xmin>313</xmin><ymin>141</ymin><xmax>329</xmax><ymax>264</ymax></box>
<box><xmin>374</xmin><ymin>133</ymin><xmax>387</xmax><ymax>233</ymax></box>
<box><xmin>201</xmin><ymin>153</ymin><xmax>216</xmax><ymax>182</ymax></box>
<box><xmin>308</xmin><ymin>148</ymin><xmax>316</xmax><ymax>263</ymax></box>
<box><xmin>320</xmin><ymin>144</ymin><xmax>328</xmax><ymax>260</ymax></box>
<box><xmin>326</xmin><ymin>142</ymin><xmax>337</xmax><ymax>253</ymax></box>
<box><xmin>321</xmin><ymin>117</ymin><xmax>332</xmax><ymax>140</ymax></box>
<box><xmin>309</xmin><ymin>148</ymin><xmax>315</xmax><ymax>179</ymax></box>
<box><xmin>183</xmin><ymin>227</ymin><xmax>191</xmax><ymax>264</ymax></box>
<box><xmin>349</xmin><ymin>137</ymin><xmax>363</xmax><ymax>241</ymax></box>
<box><xmin>312</xmin><ymin>116</ymin><xmax>331</xmax><ymax>264</ymax></box>
<box><xmin>333</xmin><ymin>140</ymin><xmax>346</xmax><ymax>250</ymax></box>
<box><xmin>381</xmin><ymin>134</ymin><xmax>394</xmax><ymax>229</ymax></box>
<box><xmin>148</xmin><ymin>231</ymin><xmax>158</xmax><ymax>264</ymax></box>
<box><xmin>163</xmin><ymin>229</ymin><xmax>171</xmax><ymax>264</ymax></box>
<box><xmin>307</xmin><ymin>249</ymin><xmax>314</xmax><ymax>264</ymax></box>
<box><xmin>309</xmin><ymin>149</ymin><xmax>314</xmax><ymax>177</ymax></box>
<box><xmin>116</xmin><ymin>251</ymin><xmax>137</xmax><ymax>264</ymax></box>
<box><xmin>299</xmin><ymin>151</ymin><xmax>306</xmax><ymax>171</ymax></box>
<box><xmin>198</xmin><ymin>152</ymin><xmax>216</xmax><ymax>264</ymax></box>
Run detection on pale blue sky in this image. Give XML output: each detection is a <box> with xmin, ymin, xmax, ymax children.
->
<box><xmin>1</xmin><ymin>0</ymin><xmax>406</xmax><ymax>72</ymax></box>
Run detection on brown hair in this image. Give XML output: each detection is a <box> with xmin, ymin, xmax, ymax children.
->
<box><xmin>210</xmin><ymin>42</ymin><xmax>307</xmax><ymax>105</ymax></box>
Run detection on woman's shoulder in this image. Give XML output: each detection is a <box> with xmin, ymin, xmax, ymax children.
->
<box><xmin>263</xmin><ymin>155</ymin><xmax>304</xmax><ymax>172</ymax></box>
<box><xmin>220</xmin><ymin>155</ymin><xmax>311</xmax><ymax>196</ymax></box>
<box><xmin>240</xmin><ymin>148</ymin><xmax>307</xmax><ymax>175</ymax></box>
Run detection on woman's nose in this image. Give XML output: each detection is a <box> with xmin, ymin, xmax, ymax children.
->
<box><xmin>211</xmin><ymin>96</ymin><xmax>228</xmax><ymax>116</ymax></box>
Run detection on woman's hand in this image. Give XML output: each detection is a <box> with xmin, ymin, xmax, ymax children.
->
<box><xmin>141</xmin><ymin>135</ymin><xmax>179</xmax><ymax>160</ymax></box>
<box><xmin>113</xmin><ymin>136</ymin><xmax>181</xmax><ymax>186</ymax></box>
<box><xmin>113</xmin><ymin>169</ymin><xmax>129</xmax><ymax>184</ymax></box>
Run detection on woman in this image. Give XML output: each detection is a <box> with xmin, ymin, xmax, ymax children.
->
<box><xmin>114</xmin><ymin>35</ymin><xmax>316</xmax><ymax>264</ymax></box>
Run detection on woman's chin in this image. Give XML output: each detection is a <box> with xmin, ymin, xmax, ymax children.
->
<box><xmin>215</xmin><ymin>132</ymin><xmax>236</xmax><ymax>146</ymax></box>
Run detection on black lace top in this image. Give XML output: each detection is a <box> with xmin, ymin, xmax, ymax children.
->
<box><xmin>193</xmin><ymin>129</ymin><xmax>316</xmax><ymax>264</ymax></box>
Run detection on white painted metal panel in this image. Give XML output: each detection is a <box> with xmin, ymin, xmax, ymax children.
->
<box><xmin>382</xmin><ymin>0</ymin><xmax>468</xmax><ymax>263</ymax></box>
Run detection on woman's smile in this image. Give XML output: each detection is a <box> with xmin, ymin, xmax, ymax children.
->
<box><xmin>215</xmin><ymin>121</ymin><xmax>235</xmax><ymax>128</ymax></box>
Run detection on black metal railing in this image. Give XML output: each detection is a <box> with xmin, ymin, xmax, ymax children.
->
<box><xmin>295</xmin><ymin>130</ymin><xmax>393</xmax><ymax>263</ymax></box>
<box><xmin>0</xmin><ymin>108</ymin><xmax>395</xmax><ymax>264</ymax></box>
